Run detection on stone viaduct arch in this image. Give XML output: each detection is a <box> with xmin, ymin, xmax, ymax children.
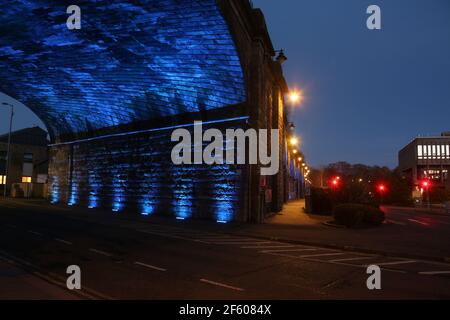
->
<box><xmin>0</xmin><ymin>0</ymin><xmax>290</xmax><ymax>222</ymax></box>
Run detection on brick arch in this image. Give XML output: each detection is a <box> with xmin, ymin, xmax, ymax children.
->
<box><xmin>0</xmin><ymin>0</ymin><xmax>246</xmax><ymax>141</ymax></box>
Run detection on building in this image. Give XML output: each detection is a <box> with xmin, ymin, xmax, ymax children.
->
<box><xmin>399</xmin><ymin>132</ymin><xmax>450</xmax><ymax>198</ymax></box>
<box><xmin>0</xmin><ymin>127</ymin><xmax>49</xmax><ymax>197</ymax></box>
<box><xmin>0</xmin><ymin>0</ymin><xmax>306</xmax><ymax>222</ymax></box>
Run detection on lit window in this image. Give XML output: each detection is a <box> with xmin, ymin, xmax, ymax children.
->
<box><xmin>0</xmin><ymin>175</ymin><xmax>6</xmax><ymax>185</ymax></box>
<box><xmin>428</xmin><ymin>145</ymin><xmax>432</xmax><ymax>159</ymax></box>
<box><xmin>447</xmin><ymin>145</ymin><xmax>450</xmax><ymax>159</ymax></box>
<box><xmin>22</xmin><ymin>176</ymin><xmax>32</xmax><ymax>183</ymax></box>
<box><xmin>417</xmin><ymin>145</ymin><xmax>423</xmax><ymax>159</ymax></box>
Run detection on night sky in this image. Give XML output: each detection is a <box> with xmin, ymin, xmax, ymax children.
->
<box><xmin>1</xmin><ymin>0</ymin><xmax>450</xmax><ymax>168</ymax></box>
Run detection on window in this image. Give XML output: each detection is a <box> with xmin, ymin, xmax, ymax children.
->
<box><xmin>0</xmin><ymin>151</ymin><xmax>6</xmax><ymax>162</ymax></box>
<box><xmin>23</xmin><ymin>153</ymin><xmax>33</xmax><ymax>163</ymax></box>
<box><xmin>417</xmin><ymin>145</ymin><xmax>423</xmax><ymax>159</ymax></box>
<box><xmin>0</xmin><ymin>175</ymin><xmax>6</xmax><ymax>185</ymax></box>
<box><xmin>22</xmin><ymin>176</ymin><xmax>32</xmax><ymax>183</ymax></box>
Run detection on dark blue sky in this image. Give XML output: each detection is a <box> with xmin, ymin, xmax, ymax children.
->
<box><xmin>253</xmin><ymin>0</ymin><xmax>450</xmax><ymax>168</ymax></box>
<box><xmin>1</xmin><ymin>0</ymin><xmax>450</xmax><ymax>168</ymax></box>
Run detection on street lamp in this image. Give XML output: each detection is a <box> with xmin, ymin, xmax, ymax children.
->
<box><xmin>1</xmin><ymin>102</ymin><xmax>14</xmax><ymax>198</ymax></box>
<box><xmin>288</xmin><ymin>90</ymin><xmax>303</xmax><ymax>104</ymax></box>
<box><xmin>289</xmin><ymin>136</ymin><xmax>299</xmax><ymax>146</ymax></box>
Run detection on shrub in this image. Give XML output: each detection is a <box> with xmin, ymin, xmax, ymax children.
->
<box><xmin>305</xmin><ymin>187</ymin><xmax>334</xmax><ymax>215</ymax></box>
<box><xmin>333</xmin><ymin>204</ymin><xmax>385</xmax><ymax>228</ymax></box>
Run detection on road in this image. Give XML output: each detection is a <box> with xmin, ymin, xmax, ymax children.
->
<box><xmin>1</xmin><ymin>200</ymin><xmax>450</xmax><ymax>299</ymax></box>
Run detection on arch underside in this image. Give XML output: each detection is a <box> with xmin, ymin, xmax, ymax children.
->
<box><xmin>0</xmin><ymin>0</ymin><xmax>246</xmax><ymax>140</ymax></box>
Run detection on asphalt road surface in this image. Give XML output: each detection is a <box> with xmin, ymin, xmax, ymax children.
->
<box><xmin>1</xmin><ymin>200</ymin><xmax>450</xmax><ymax>299</ymax></box>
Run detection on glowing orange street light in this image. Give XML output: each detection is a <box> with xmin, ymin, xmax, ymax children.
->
<box><xmin>289</xmin><ymin>90</ymin><xmax>303</xmax><ymax>104</ymax></box>
<box><xmin>289</xmin><ymin>136</ymin><xmax>299</xmax><ymax>146</ymax></box>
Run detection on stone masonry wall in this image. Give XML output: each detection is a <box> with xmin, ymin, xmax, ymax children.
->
<box><xmin>49</xmin><ymin>120</ymin><xmax>247</xmax><ymax>222</ymax></box>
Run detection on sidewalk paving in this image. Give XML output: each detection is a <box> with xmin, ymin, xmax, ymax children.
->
<box><xmin>265</xmin><ymin>200</ymin><xmax>329</xmax><ymax>226</ymax></box>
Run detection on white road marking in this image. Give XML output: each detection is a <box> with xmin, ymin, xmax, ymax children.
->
<box><xmin>214</xmin><ymin>241</ymin><xmax>273</xmax><ymax>245</ymax></box>
<box><xmin>365</xmin><ymin>260</ymin><xmax>417</xmax><ymax>266</ymax></box>
<box><xmin>331</xmin><ymin>256</ymin><xmax>377</xmax><ymax>262</ymax></box>
<box><xmin>408</xmin><ymin>219</ymin><xmax>429</xmax><ymax>226</ymax></box>
<box><xmin>200</xmin><ymin>279</ymin><xmax>244</xmax><ymax>292</ymax></box>
<box><xmin>261</xmin><ymin>248</ymin><xmax>318</xmax><ymax>253</ymax></box>
<box><xmin>419</xmin><ymin>271</ymin><xmax>450</xmax><ymax>275</ymax></box>
<box><xmin>241</xmin><ymin>245</ymin><xmax>294</xmax><ymax>249</ymax></box>
<box><xmin>137</xmin><ymin>230</ymin><xmax>210</xmax><ymax>244</ymax></box>
<box><xmin>204</xmin><ymin>238</ymin><xmax>257</xmax><ymax>242</ymax></box>
<box><xmin>55</xmin><ymin>238</ymin><xmax>73</xmax><ymax>245</ymax></box>
<box><xmin>28</xmin><ymin>230</ymin><xmax>43</xmax><ymax>237</ymax></box>
<box><xmin>388</xmin><ymin>219</ymin><xmax>407</xmax><ymax>226</ymax></box>
<box><xmin>89</xmin><ymin>248</ymin><xmax>113</xmax><ymax>257</ymax></box>
<box><xmin>300</xmin><ymin>252</ymin><xmax>346</xmax><ymax>258</ymax></box>
<box><xmin>134</xmin><ymin>261</ymin><xmax>167</xmax><ymax>272</ymax></box>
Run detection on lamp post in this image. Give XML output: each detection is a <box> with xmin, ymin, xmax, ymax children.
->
<box><xmin>1</xmin><ymin>102</ymin><xmax>14</xmax><ymax>198</ymax></box>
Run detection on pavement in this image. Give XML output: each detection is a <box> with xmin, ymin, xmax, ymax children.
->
<box><xmin>1</xmin><ymin>198</ymin><xmax>450</xmax><ymax>299</ymax></box>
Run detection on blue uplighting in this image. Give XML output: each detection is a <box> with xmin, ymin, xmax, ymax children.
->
<box><xmin>88</xmin><ymin>170</ymin><xmax>100</xmax><ymax>209</ymax></box>
<box><xmin>112</xmin><ymin>173</ymin><xmax>126</xmax><ymax>213</ymax></box>
<box><xmin>50</xmin><ymin>176</ymin><xmax>60</xmax><ymax>204</ymax></box>
<box><xmin>213</xmin><ymin>169</ymin><xmax>239</xmax><ymax>223</ymax></box>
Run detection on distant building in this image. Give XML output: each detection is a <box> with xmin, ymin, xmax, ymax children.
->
<box><xmin>399</xmin><ymin>132</ymin><xmax>450</xmax><ymax>197</ymax></box>
<box><xmin>0</xmin><ymin>127</ymin><xmax>49</xmax><ymax>197</ymax></box>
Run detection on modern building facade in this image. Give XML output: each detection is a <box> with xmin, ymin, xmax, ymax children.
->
<box><xmin>0</xmin><ymin>127</ymin><xmax>49</xmax><ymax>197</ymax></box>
<box><xmin>0</xmin><ymin>0</ymin><xmax>304</xmax><ymax>222</ymax></box>
<box><xmin>399</xmin><ymin>132</ymin><xmax>450</xmax><ymax>197</ymax></box>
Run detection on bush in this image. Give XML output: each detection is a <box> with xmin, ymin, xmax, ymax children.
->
<box><xmin>333</xmin><ymin>204</ymin><xmax>385</xmax><ymax>228</ymax></box>
<box><xmin>306</xmin><ymin>187</ymin><xmax>334</xmax><ymax>215</ymax></box>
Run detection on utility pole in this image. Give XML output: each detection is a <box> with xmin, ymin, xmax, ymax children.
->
<box><xmin>1</xmin><ymin>102</ymin><xmax>14</xmax><ymax>198</ymax></box>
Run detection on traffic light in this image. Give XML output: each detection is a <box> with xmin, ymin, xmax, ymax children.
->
<box><xmin>420</xmin><ymin>179</ymin><xmax>431</xmax><ymax>190</ymax></box>
<box><xmin>329</xmin><ymin>176</ymin><xmax>341</xmax><ymax>189</ymax></box>
<box><xmin>377</xmin><ymin>183</ymin><xmax>387</xmax><ymax>194</ymax></box>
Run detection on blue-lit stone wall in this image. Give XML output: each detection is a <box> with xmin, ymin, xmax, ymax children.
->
<box><xmin>48</xmin><ymin>120</ymin><xmax>246</xmax><ymax>221</ymax></box>
<box><xmin>0</xmin><ymin>0</ymin><xmax>246</xmax><ymax>139</ymax></box>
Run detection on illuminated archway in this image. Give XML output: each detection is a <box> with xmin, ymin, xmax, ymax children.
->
<box><xmin>0</xmin><ymin>0</ymin><xmax>246</xmax><ymax>141</ymax></box>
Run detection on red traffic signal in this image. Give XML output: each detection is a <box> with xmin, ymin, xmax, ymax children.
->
<box><xmin>377</xmin><ymin>183</ymin><xmax>387</xmax><ymax>194</ymax></box>
<box><xmin>329</xmin><ymin>176</ymin><xmax>341</xmax><ymax>189</ymax></box>
<box><xmin>420</xmin><ymin>179</ymin><xmax>431</xmax><ymax>190</ymax></box>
